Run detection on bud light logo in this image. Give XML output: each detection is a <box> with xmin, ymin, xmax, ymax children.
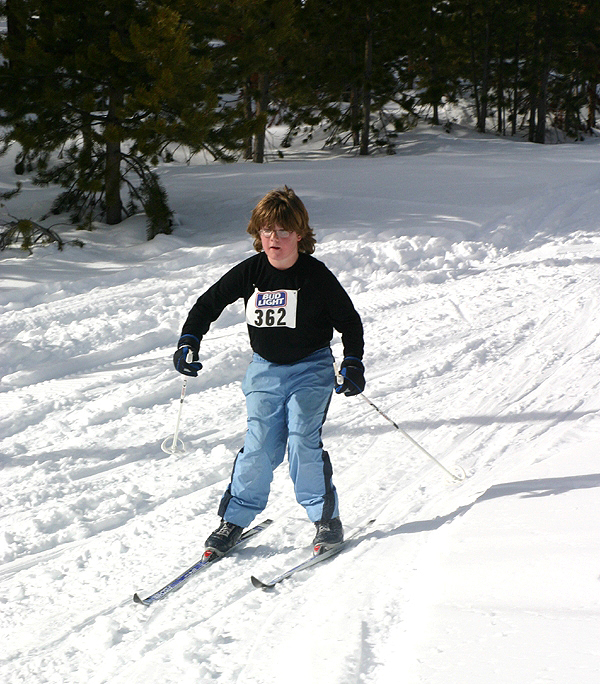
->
<box><xmin>256</xmin><ymin>291</ymin><xmax>287</xmax><ymax>308</ymax></box>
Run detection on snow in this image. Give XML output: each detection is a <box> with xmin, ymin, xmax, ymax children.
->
<box><xmin>1</xmin><ymin>123</ymin><xmax>600</xmax><ymax>683</ymax></box>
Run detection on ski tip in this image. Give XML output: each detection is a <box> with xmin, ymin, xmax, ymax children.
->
<box><xmin>133</xmin><ymin>592</ymin><xmax>149</xmax><ymax>606</ymax></box>
<box><xmin>250</xmin><ymin>575</ymin><xmax>273</xmax><ymax>590</ymax></box>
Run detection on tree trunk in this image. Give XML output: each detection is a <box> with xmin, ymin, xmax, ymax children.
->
<box><xmin>477</xmin><ymin>18</ymin><xmax>491</xmax><ymax>133</ymax></box>
<box><xmin>243</xmin><ymin>80</ymin><xmax>254</xmax><ymax>160</ymax></box>
<box><xmin>534</xmin><ymin>54</ymin><xmax>550</xmax><ymax>144</ymax></box>
<box><xmin>6</xmin><ymin>0</ymin><xmax>29</xmax><ymax>174</ymax></box>
<box><xmin>529</xmin><ymin>0</ymin><xmax>543</xmax><ymax>143</ymax></box>
<box><xmin>429</xmin><ymin>4</ymin><xmax>440</xmax><ymax>126</ymax></box>
<box><xmin>497</xmin><ymin>36</ymin><xmax>505</xmax><ymax>134</ymax></box>
<box><xmin>351</xmin><ymin>85</ymin><xmax>361</xmax><ymax>147</ymax></box>
<box><xmin>511</xmin><ymin>34</ymin><xmax>520</xmax><ymax>136</ymax></box>
<box><xmin>467</xmin><ymin>5</ymin><xmax>481</xmax><ymax>131</ymax></box>
<box><xmin>587</xmin><ymin>82</ymin><xmax>597</xmax><ymax>131</ymax></box>
<box><xmin>5</xmin><ymin>0</ymin><xmax>27</xmax><ymax>68</ymax></box>
<box><xmin>360</xmin><ymin>6</ymin><xmax>373</xmax><ymax>156</ymax></box>
<box><xmin>105</xmin><ymin>90</ymin><xmax>123</xmax><ymax>225</ymax></box>
<box><xmin>253</xmin><ymin>72</ymin><xmax>270</xmax><ymax>164</ymax></box>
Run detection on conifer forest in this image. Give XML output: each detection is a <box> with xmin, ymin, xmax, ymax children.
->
<box><xmin>0</xmin><ymin>1</ymin><xmax>599</xmax><ymax>235</ymax></box>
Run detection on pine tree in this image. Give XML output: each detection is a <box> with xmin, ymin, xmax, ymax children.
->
<box><xmin>549</xmin><ymin>1</ymin><xmax>600</xmax><ymax>137</ymax></box>
<box><xmin>204</xmin><ymin>0</ymin><xmax>300</xmax><ymax>164</ymax></box>
<box><xmin>0</xmin><ymin>1</ymin><xmax>227</xmax><ymax>234</ymax></box>
<box><xmin>284</xmin><ymin>0</ymin><xmax>406</xmax><ymax>155</ymax></box>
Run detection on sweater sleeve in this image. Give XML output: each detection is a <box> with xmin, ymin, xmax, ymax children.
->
<box><xmin>322</xmin><ymin>267</ymin><xmax>364</xmax><ymax>361</ymax></box>
<box><xmin>180</xmin><ymin>261</ymin><xmax>248</xmax><ymax>343</ymax></box>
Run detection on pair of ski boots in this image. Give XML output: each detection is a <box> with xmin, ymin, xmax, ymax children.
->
<box><xmin>204</xmin><ymin>517</ymin><xmax>343</xmax><ymax>557</ymax></box>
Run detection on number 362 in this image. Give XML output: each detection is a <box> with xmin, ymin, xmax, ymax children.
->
<box><xmin>254</xmin><ymin>308</ymin><xmax>286</xmax><ymax>327</ymax></box>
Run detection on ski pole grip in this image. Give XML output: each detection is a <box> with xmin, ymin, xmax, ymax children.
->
<box><xmin>333</xmin><ymin>361</ymin><xmax>343</xmax><ymax>384</ymax></box>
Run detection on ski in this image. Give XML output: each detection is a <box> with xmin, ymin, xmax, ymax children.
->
<box><xmin>134</xmin><ymin>518</ymin><xmax>273</xmax><ymax>606</ymax></box>
<box><xmin>250</xmin><ymin>518</ymin><xmax>375</xmax><ymax>590</ymax></box>
<box><xmin>250</xmin><ymin>543</ymin><xmax>344</xmax><ymax>589</ymax></box>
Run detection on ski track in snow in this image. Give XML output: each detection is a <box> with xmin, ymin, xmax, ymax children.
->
<box><xmin>1</xmin><ymin>128</ymin><xmax>600</xmax><ymax>683</ymax></box>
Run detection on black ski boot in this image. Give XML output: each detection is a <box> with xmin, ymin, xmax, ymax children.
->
<box><xmin>204</xmin><ymin>520</ymin><xmax>244</xmax><ymax>556</ymax></box>
<box><xmin>312</xmin><ymin>517</ymin><xmax>344</xmax><ymax>553</ymax></box>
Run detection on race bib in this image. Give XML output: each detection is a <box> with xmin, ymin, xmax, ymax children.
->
<box><xmin>246</xmin><ymin>289</ymin><xmax>298</xmax><ymax>329</ymax></box>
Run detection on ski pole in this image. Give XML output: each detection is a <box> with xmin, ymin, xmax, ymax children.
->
<box><xmin>335</xmin><ymin>364</ymin><xmax>465</xmax><ymax>482</ymax></box>
<box><xmin>358</xmin><ymin>392</ymin><xmax>465</xmax><ymax>481</ymax></box>
<box><xmin>161</xmin><ymin>352</ymin><xmax>193</xmax><ymax>455</ymax></box>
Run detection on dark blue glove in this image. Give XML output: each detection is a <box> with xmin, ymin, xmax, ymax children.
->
<box><xmin>335</xmin><ymin>357</ymin><xmax>365</xmax><ymax>397</ymax></box>
<box><xmin>173</xmin><ymin>334</ymin><xmax>203</xmax><ymax>376</ymax></box>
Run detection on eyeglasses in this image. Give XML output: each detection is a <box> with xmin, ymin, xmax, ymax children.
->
<box><xmin>260</xmin><ymin>228</ymin><xmax>292</xmax><ymax>238</ymax></box>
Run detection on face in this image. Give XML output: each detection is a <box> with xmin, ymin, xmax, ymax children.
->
<box><xmin>260</xmin><ymin>225</ymin><xmax>302</xmax><ymax>270</ymax></box>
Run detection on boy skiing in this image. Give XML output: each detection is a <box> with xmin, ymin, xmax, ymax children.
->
<box><xmin>173</xmin><ymin>186</ymin><xmax>365</xmax><ymax>555</ymax></box>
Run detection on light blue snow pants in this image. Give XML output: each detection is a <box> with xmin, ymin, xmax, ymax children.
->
<box><xmin>217</xmin><ymin>347</ymin><xmax>339</xmax><ymax>527</ymax></box>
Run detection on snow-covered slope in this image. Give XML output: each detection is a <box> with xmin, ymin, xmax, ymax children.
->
<box><xmin>1</xmin><ymin>126</ymin><xmax>599</xmax><ymax>683</ymax></box>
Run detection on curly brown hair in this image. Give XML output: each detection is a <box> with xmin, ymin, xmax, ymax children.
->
<box><xmin>247</xmin><ymin>186</ymin><xmax>316</xmax><ymax>254</ymax></box>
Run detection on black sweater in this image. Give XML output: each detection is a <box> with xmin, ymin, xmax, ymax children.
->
<box><xmin>181</xmin><ymin>252</ymin><xmax>364</xmax><ymax>364</ymax></box>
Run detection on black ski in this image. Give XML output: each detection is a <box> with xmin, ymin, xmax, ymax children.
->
<box><xmin>134</xmin><ymin>518</ymin><xmax>273</xmax><ymax>606</ymax></box>
<box><xmin>250</xmin><ymin>518</ymin><xmax>375</xmax><ymax>589</ymax></box>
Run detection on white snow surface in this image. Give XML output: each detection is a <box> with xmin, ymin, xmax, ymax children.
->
<box><xmin>1</xmin><ymin>124</ymin><xmax>600</xmax><ymax>683</ymax></box>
